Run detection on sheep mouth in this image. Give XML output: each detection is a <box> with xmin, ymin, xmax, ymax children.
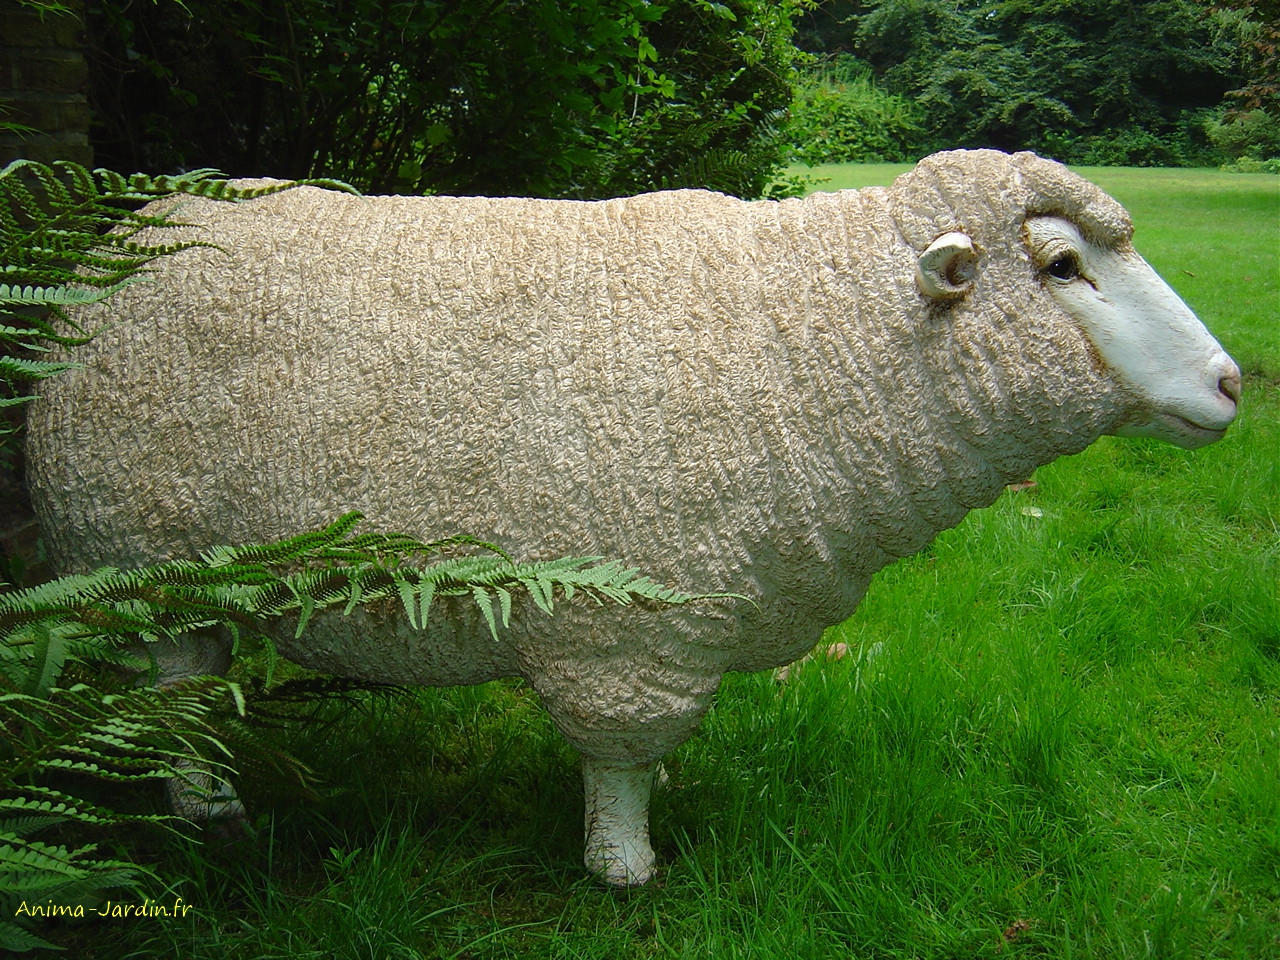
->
<box><xmin>1162</xmin><ymin>413</ymin><xmax>1229</xmax><ymax>449</ymax></box>
<box><xmin>1112</xmin><ymin>409</ymin><xmax>1232</xmax><ymax>449</ymax></box>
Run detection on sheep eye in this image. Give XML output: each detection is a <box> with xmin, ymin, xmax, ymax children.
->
<box><xmin>1045</xmin><ymin>253</ymin><xmax>1081</xmax><ymax>281</ymax></box>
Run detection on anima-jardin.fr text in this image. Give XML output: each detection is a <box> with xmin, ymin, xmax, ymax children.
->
<box><xmin>14</xmin><ymin>897</ymin><xmax>195</xmax><ymax>919</ymax></box>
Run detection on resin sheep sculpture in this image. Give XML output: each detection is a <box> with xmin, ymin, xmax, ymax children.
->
<box><xmin>25</xmin><ymin>149</ymin><xmax>1241</xmax><ymax>887</ymax></box>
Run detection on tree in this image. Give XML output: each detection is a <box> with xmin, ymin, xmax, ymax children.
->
<box><xmin>85</xmin><ymin>0</ymin><xmax>811</xmax><ymax>199</ymax></box>
<box><xmin>1208</xmin><ymin>0</ymin><xmax>1280</xmax><ymax>117</ymax></box>
<box><xmin>792</xmin><ymin>0</ymin><xmax>866</xmax><ymax>54</ymax></box>
<box><xmin>851</xmin><ymin>0</ymin><xmax>1244</xmax><ymax>162</ymax></box>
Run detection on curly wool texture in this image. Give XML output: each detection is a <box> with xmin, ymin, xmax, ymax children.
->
<box><xmin>27</xmin><ymin>150</ymin><xmax>1130</xmax><ymax>762</ymax></box>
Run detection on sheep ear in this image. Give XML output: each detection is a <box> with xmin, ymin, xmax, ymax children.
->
<box><xmin>915</xmin><ymin>232</ymin><xmax>978</xmax><ymax>300</ymax></box>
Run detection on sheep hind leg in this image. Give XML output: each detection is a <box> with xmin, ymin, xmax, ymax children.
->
<box><xmin>582</xmin><ymin>757</ymin><xmax>658</xmax><ymax>888</ymax></box>
<box><xmin>144</xmin><ymin>629</ymin><xmax>247</xmax><ymax>830</ymax></box>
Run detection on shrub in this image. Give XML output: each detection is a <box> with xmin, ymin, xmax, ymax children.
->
<box><xmin>1037</xmin><ymin>110</ymin><xmax>1226</xmax><ymax>167</ymax></box>
<box><xmin>788</xmin><ymin>56</ymin><xmax>925</xmax><ymax>164</ymax></box>
<box><xmin>1219</xmin><ymin>156</ymin><xmax>1280</xmax><ymax>172</ymax></box>
<box><xmin>1205</xmin><ymin>108</ymin><xmax>1280</xmax><ymax>161</ymax></box>
<box><xmin>87</xmin><ymin>0</ymin><xmax>808</xmax><ymax>199</ymax></box>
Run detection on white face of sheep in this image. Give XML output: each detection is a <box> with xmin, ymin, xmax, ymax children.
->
<box><xmin>917</xmin><ymin>218</ymin><xmax>1241</xmax><ymax>449</ymax></box>
<box><xmin>1023</xmin><ymin>217</ymin><xmax>1240</xmax><ymax>448</ymax></box>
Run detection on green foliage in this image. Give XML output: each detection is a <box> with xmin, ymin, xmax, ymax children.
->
<box><xmin>87</xmin><ymin>0</ymin><xmax>812</xmax><ymax>199</ymax></box>
<box><xmin>1210</xmin><ymin>0</ymin><xmax>1280</xmax><ymax>117</ymax></box>
<box><xmin>1206</xmin><ymin>107</ymin><xmax>1280</xmax><ymax>161</ymax></box>
<box><xmin>12</xmin><ymin>1</ymin><xmax>77</xmax><ymax>13</ymax></box>
<box><xmin>1039</xmin><ymin>108</ymin><xmax>1227</xmax><ymax>168</ymax></box>
<box><xmin>0</xmin><ymin>676</ymin><xmax>241</xmax><ymax>953</ymax></box>
<box><xmin>788</xmin><ymin>55</ymin><xmax>924</xmax><ymax>164</ymax></box>
<box><xmin>1220</xmin><ymin>156</ymin><xmax>1280</xmax><ymax>172</ymax></box>
<box><xmin>852</xmin><ymin>0</ymin><xmax>1246</xmax><ymax>164</ymax></box>
<box><xmin>572</xmin><ymin>0</ymin><xmax>815</xmax><ymax>199</ymax></box>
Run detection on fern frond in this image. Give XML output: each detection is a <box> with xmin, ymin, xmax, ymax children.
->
<box><xmin>0</xmin><ymin>354</ymin><xmax>79</xmax><ymax>383</ymax></box>
<box><xmin>0</xmin><ymin>322</ymin><xmax>44</xmax><ymax>340</ymax></box>
<box><xmin>0</xmin><ymin>815</ymin><xmax>67</xmax><ymax>838</ymax></box>
<box><xmin>0</xmin><ymin>680</ymin><xmax>229</xmax><ymax>945</ymax></box>
<box><xmin>199</xmin><ymin>511</ymin><xmax>373</xmax><ymax>568</ymax></box>
<box><xmin>0</xmin><ymin>282</ymin><xmax>131</xmax><ymax>307</ymax></box>
<box><xmin>660</xmin><ymin>147</ymin><xmax>755</xmax><ymax>194</ymax></box>
<box><xmin>0</xmin><ymin>830</ymin><xmax>143</xmax><ymax>897</ymax></box>
<box><xmin>0</xmin><ymin>796</ymin><xmax>131</xmax><ymax>828</ymax></box>
<box><xmin>0</xmin><ymin>919</ymin><xmax>61</xmax><ymax>954</ymax></box>
<box><xmin>2</xmin><ymin>513</ymin><xmax>737</xmax><ymax>697</ymax></box>
<box><xmin>0</xmin><ymin>679</ymin><xmax>241</xmax><ymax>790</ymax></box>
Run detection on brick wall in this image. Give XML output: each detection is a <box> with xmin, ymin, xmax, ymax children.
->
<box><xmin>0</xmin><ymin>0</ymin><xmax>92</xmax><ymax>166</ymax></box>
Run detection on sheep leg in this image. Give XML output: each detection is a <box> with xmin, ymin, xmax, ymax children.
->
<box><xmin>144</xmin><ymin>629</ymin><xmax>246</xmax><ymax>827</ymax></box>
<box><xmin>528</xmin><ymin>626</ymin><xmax>721</xmax><ymax>887</ymax></box>
<box><xmin>165</xmin><ymin>757</ymin><xmax>245</xmax><ymax>826</ymax></box>
<box><xmin>582</xmin><ymin>757</ymin><xmax>658</xmax><ymax>887</ymax></box>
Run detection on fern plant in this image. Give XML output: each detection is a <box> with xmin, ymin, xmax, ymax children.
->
<box><xmin>0</xmin><ymin>676</ymin><xmax>241</xmax><ymax>953</ymax></box>
<box><xmin>0</xmin><ymin>512</ymin><xmax>728</xmax><ymax>952</ymax></box>
<box><xmin>0</xmin><ymin>160</ymin><xmax>358</xmax><ymax>951</ymax></box>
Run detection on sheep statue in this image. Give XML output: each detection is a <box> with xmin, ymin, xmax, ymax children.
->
<box><xmin>24</xmin><ymin>149</ymin><xmax>1241</xmax><ymax>887</ymax></box>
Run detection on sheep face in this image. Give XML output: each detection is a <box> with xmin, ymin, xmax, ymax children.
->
<box><xmin>1022</xmin><ymin>216</ymin><xmax>1241</xmax><ymax>449</ymax></box>
<box><xmin>894</xmin><ymin>149</ymin><xmax>1239</xmax><ymax>452</ymax></box>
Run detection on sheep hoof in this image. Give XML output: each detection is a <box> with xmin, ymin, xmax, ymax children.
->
<box><xmin>166</xmin><ymin>762</ymin><xmax>246</xmax><ymax>827</ymax></box>
<box><xmin>585</xmin><ymin>842</ymin><xmax>658</xmax><ymax>888</ymax></box>
<box><xmin>582</xmin><ymin>758</ymin><xmax>659</xmax><ymax>887</ymax></box>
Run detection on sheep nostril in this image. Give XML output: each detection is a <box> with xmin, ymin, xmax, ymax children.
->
<box><xmin>1218</xmin><ymin>372</ymin><xmax>1242</xmax><ymax>407</ymax></box>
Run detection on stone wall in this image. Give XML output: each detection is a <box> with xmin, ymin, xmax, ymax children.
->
<box><xmin>0</xmin><ymin>0</ymin><xmax>92</xmax><ymax>166</ymax></box>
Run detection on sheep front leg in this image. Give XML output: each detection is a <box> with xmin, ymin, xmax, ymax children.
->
<box><xmin>582</xmin><ymin>757</ymin><xmax>658</xmax><ymax>887</ymax></box>
<box><xmin>146</xmin><ymin>630</ymin><xmax>247</xmax><ymax>829</ymax></box>
<box><xmin>166</xmin><ymin>759</ymin><xmax>246</xmax><ymax>826</ymax></box>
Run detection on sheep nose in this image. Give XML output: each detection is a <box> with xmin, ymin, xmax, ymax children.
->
<box><xmin>1218</xmin><ymin>369</ymin><xmax>1242</xmax><ymax>408</ymax></box>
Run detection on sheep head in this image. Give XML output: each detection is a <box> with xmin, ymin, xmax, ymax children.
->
<box><xmin>893</xmin><ymin>149</ymin><xmax>1240</xmax><ymax>452</ymax></box>
<box><xmin>1021</xmin><ymin>215</ymin><xmax>1240</xmax><ymax>448</ymax></box>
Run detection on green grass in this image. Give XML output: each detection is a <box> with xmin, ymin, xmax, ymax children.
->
<box><xmin>44</xmin><ymin>167</ymin><xmax>1280</xmax><ymax>958</ymax></box>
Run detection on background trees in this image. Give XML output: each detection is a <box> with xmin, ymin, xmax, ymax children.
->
<box><xmin>792</xmin><ymin>0</ymin><xmax>1265</xmax><ymax>166</ymax></box>
<box><xmin>86</xmin><ymin>0</ymin><xmax>807</xmax><ymax>199</ymax></box>
<box><xmin>859</xmin><ymin>0</ymin><xmax>1239</xmax><ymax>163</ymax></box>
<box><xmin>74</xmin><ymin>0</ymin><xmax>1280</xmax><ymax>194</ymax></box>
<box><xmin>1211</xmin><ymin>0</ymin><xmax>1279</xmax><ymax>116</ymax></box>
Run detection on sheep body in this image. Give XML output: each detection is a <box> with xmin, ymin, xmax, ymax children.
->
<box><xmin>24</xmin><ymin>150</ymin><xmax>1236</xmax><ymax>885</ymax></box>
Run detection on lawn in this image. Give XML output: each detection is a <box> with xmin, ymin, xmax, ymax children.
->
<box><xmin>49</xmin><ymin>166</ymin><xmax>1279</xmax><ymax>959</ymax></box>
